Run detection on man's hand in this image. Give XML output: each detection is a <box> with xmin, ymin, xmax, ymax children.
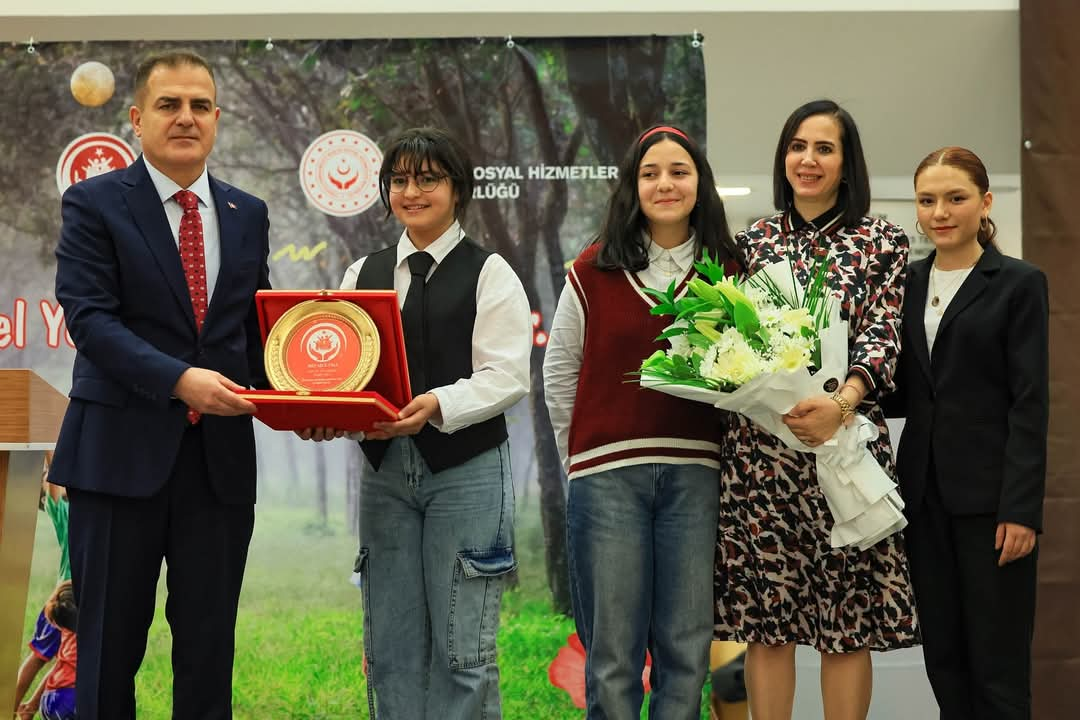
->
<box><xmin>995</xmin><ymin>522</ymin><xmax>1037</xmax><ymax>567</ymax></box>
<box><xmin>172</xmin><ymin>368</ymin><xmax>256</xmax><ymax>416</ymax></box>
<box><xmin>367</xmin><ymin>393</ymin><xmax>441</xmax><ymax>441</ymax></box>
<box><xmin>294</xmin><ymin>428</ymin><xmax>347</xmax><ymax>442</ymax></box>
<box><xmin>16</xmin><ymin>701</ymin><xmax>38</xmax><ymax>719</ymax></box>
<box><xmin>781</xmin><ymin>394</ymin><xmax>843</xmax><ymax>447</ymax></box>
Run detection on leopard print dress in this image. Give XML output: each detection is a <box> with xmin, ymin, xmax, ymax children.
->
<box><xmin>713</xmin><ymin>210</ymin><xmax>920</xmax><ymax>653</ymax></box>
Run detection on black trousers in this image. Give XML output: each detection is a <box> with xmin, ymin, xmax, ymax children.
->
<box><xmin>68</xmin><ymin>426</ymin><xmax>255</xmax><ymax>720</ymax></box>
<box><xmin>905</xmin><ymin>477</ymin><xmax>1037</xmax><ymax>720</ymax></box>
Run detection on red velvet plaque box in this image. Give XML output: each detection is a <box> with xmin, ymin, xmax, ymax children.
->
<box><xmin>238</xmin><ymin>290</ymin><xmax>412</xmax><ymax>432</ymax></box>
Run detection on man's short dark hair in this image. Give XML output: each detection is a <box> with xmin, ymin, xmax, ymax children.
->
<box><xmin>134</xmin><ymin>50</ymin><xmax>216</xmax><ymax>107</ymax></box>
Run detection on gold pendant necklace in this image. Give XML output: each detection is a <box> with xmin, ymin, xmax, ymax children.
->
<box><xmin>930</xmin><ymin>248</ymin><xmax>983</xmax><ymax>311</ymax></box>
<box><xmin>930</xmin><ymin>264</ymin><xmax>973</xmax><ymax>312</ymax></box>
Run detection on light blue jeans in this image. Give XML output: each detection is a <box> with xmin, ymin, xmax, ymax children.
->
<box><xmin>356</xmin><ymin>437</ymin><xmax>515</xmax><ymax>720</ymax></box>
<box><xmin>567</xmin><ymin>463</ymin><xmax>720</xmax><ymax>720</ymax></box>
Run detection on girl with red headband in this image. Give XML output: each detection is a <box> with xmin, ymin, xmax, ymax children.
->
<box><xmin>544</xmin><ymin>124</ymin><xmax>742</xmax><ymax>718</ymax></box>
<box><xmin>712</xmin><ymin>99</ymin><xmax>919</xmax><ymax>720</ymax></box>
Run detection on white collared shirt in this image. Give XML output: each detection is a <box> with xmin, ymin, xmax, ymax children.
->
<box><xmin>143</xmin><ymin>157</ymin><xmax>221</xmax><ymax>302</ymax></box>
<box><xmin>339</xmin><ymin>221</ymin><xmax>532</xmax><ymax>434</ymax></box>
<box><xmin>543</xmin><ymin>232</ymin><xmax>696</xmax><ymax>469</ymax></box>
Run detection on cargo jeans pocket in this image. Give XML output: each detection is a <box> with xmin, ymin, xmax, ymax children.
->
<box><xmin>447</xmin><ymin>547</ymin><xmax>517</xmax><ymax>669</ymax></box>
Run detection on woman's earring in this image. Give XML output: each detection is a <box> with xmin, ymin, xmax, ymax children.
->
<box><xmin>916</xmin><ymin>220</ymin><xmax>926</xmax><ymax>235</ymax></box>
<box><xmin>980</xmin><ymin>216</ymin><xmax>989</xmax><ymax>230</ymax></box>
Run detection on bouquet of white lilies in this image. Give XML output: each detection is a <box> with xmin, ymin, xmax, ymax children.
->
<box><xmin>638</xmin><ymin>252</ymin><xmax>906</xmax><ymax>551</ymax></box>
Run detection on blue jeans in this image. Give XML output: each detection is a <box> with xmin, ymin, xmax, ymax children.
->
<box><xmin>567</xmin><ymin>463</ymin><xmax>719</xmax><ymax>720</ymax></box>
<box><xmin>356</xmin><ymin>438</ymin><xmax>515</xmax><ymax>720</ymax></box>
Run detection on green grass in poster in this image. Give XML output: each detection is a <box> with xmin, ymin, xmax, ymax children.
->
<box><xmin>22</xmin><ymin>505</ymin><xmax>710</xmax><ymax>718</ymax></box>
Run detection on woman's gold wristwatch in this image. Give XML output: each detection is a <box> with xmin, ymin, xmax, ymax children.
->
<box><xmin>830</xmin><ymin>392</ymin><xmax>855</xmax><ymax>422</ymax></box>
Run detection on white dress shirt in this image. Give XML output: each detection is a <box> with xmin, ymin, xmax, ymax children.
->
<box><xmin>339</xmin><ymin>221</ymin><xmax>532</xmax><ymax>434</ymax></box>
<box><xmin>543</xmin><ymin>233</ymin><xmax>697</xmax><ymax>470</ymax></box>
<box><xmin>924</xmin><ymin>264</ymin><xmax>975</xmax><ymax>354</ymax></box>
<box><xmin>143</xmin><ymin>157</ymin><xmax>221</xmax><ymax>302</ymax></box>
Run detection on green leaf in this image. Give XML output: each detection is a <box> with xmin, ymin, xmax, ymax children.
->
<box><xmin>656</xmin><ymin>325</ymin><xmax>692</xmax><ymax>341</ymax></box>
<box><xmin>643</xmin><ymin>280</ymin><xmax>679</xmax><ymax>316</ymax></box>
<box><xmin>641</xmin><ymin>285</ymin><xmax>670</xmax><ymax>302</ymax></box>
<box><xmin>640</xmin><ymin>349</ymin><xmax>669</xmax><ymax>370</ymax></box>
<box><xmin>687</xmin><ymin>332</ymin><xmax>713</xmax><ymax>350</ymax></box>
<box><xmin>693</xmin><ymin>248</ymin><xmax>730</xmax><ymax>283</ymax></box>
<box><xmin>674</xmin><ymin>298</ymin><xmax>715</xmax><ymax>321</ymax></box>
<box><xmin>732</xmin><ymin>301</ymin><xmax>760</xmax><ymax>337</ymax></box>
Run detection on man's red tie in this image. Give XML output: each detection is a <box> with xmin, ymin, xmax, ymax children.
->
<box><xmin>174</xmin><ymin>189</ymin><xmax>208</xmax><ymax>425</ymax></box>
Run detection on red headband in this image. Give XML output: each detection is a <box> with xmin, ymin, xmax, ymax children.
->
<box><xmin>638</xmin><ymin>125</ymin><xmax>690</xmax><ymax>145</ymax></box>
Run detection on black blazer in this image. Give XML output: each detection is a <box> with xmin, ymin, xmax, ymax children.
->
<box><xmin>887</xmin><ymin>245</ymin><xmax>1049</xmax><ymax>531</ymax></box>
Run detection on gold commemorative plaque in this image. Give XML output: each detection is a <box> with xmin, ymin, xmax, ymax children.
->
<box><xmin>264</xmin><ymin>299</ymin><xmax>380</xmax><ymax>392</ymax></box>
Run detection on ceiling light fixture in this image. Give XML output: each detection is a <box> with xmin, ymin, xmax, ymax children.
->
<box><xmin>715</xmin><ymin>186</ymin><xmax>752</xmax><ymax>197</ymax></box>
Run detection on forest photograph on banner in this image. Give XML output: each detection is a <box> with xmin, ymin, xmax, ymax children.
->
<box><xmin>1</xmin><ymin>35</ymin><xmax>709</xmax><ymax>717</ymax></box>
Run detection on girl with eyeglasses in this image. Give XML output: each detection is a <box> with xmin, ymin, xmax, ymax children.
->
<box><xmin>312</xmin><ymin>127</ymin><xmax>532</xmax><ymax>719</ymax></box>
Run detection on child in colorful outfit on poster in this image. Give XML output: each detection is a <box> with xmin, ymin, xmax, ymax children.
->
<box><xmin>16</xmin><ymin>580</ymin><xmax>78</xmax><ymax>720</ymax></box>
<box><xmin>544</xmin><ymin>124</ymin><xmax>742</xmax><ymax>719</ymax></box>
<box><xmin>13</xmin><ymin>453</ymin><xmax>74</xmax><ymax>719</ymax></box>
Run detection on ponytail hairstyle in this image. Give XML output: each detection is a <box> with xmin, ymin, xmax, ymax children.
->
<box><xmin>593</xmin><ymin>124</ymin><xmax>741</xmax><ymax>271</ymax></box>
<box><xmin>913</xmin><ymin>146</ymin><xmax>997</xmax><ymax>248</ymax></box>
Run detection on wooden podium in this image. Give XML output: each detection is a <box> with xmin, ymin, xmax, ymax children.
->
<box><xmin>0</xmin><ymin>370</ymin><xmax>67</xmax><ymax>713</ymax></box>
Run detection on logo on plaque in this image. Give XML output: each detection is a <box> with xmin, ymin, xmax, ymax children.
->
<box><xmin>301</xmin><ymin>323</ymin><xmax>345</xmax><ymax>363</ymax></box>
<box><xmin>265</xmin><ymin>299</ymin><xmax>380</xmax><ymax>392</ymax></box>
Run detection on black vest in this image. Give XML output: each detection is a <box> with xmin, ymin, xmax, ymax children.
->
<box><xmin>355</xmin><ymin>237</ymin><xmax>508</xmax><ymax>473</ymax></box>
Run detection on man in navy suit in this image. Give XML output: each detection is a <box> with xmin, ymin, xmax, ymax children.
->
<box><xmin>49</xmin><ymin>50</ymin><xmax>271</xmax><ymax>720</ymax></box>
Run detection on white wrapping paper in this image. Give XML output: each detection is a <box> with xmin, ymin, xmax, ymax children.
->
<box><xmin>641</xmin><ymin>262</ymin><xmax>906</xmax><ymax>550</ymax></box>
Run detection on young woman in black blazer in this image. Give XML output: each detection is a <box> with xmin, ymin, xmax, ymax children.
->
<box><xmin>890</xmin><ymin>146</ymin><xmax>1048</xmax><ymax>720</ymax></box>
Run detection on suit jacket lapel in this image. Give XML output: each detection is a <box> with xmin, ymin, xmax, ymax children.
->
<box><xmin>906</xmin><ymin>256</ymin><xmax>933</xmax><ymax>384</ymax></box>
<box><xmin>122</xmin><ymin>157</ymin><xmax>197</xmax><ymax>332</ymax></box>
<box><xmin>934</xmin><ymin>245</ymin><xmax>1001</xmax><ymax>344</ymax></box>
<box><xmin>204</xmin><ymin>175</ymin><xmax>241</xmax><ymax>327</ymax></box>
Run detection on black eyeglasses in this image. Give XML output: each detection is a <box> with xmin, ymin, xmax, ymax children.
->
<box><xmin>388</xmin><ymin>173</ymin><xmax>447</xmax><ymax>194</ymax></box>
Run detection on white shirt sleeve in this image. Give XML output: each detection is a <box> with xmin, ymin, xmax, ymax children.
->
<box><xmin>339</xmin><ymin>257</ymin><xmax>366</xmax><ymax>292</ymax></box>
<box><xmin>542</xmin><ymin>280</ymin><xmax>585</xmax><ymax>472</ymax></box>
<box><xmin>428</xmin><ymin>254</ymin><xmax>532</xmax><ymax>434</ymax></box>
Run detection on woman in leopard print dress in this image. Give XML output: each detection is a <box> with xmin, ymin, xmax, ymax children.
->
<box><xmin>713</xmin><ymin>100</ymin><xmax>919</xmax><ymax>720</ymax></box>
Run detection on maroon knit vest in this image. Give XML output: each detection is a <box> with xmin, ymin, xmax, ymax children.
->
<box><xmin>566</xmin><ymin>244</ymin><xmax>726</xmax><ymax>478</ymax></box>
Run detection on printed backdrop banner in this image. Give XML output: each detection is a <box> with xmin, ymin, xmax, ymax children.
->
<box><xmin>1</xmin><ymin>37</ymin><xmax>706</xmax><ymax>716</ymax></box>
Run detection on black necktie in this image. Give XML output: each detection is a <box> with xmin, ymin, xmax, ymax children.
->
<box><xmin>402</xmin><ymin>251</ymin><xmax>435</xmax><ymax>397</ymax></box>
